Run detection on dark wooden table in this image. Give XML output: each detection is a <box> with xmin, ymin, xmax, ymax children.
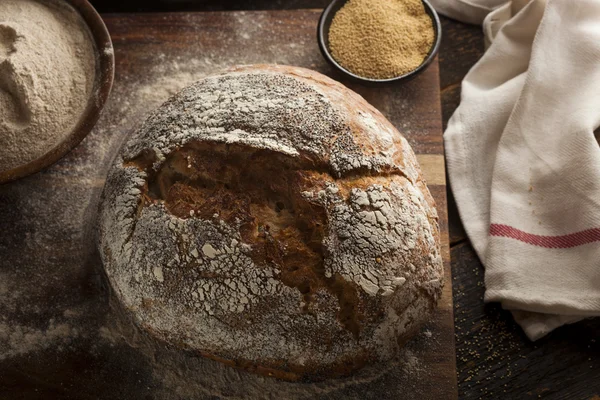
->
<box><xmin>7</xmin><ymin>1</ymin><xmax>600</xmax><ymax>398</ymax></box>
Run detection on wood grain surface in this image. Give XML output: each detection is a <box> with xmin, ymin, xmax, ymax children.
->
<box><xmin>0</xmin><ymin>9</ymin><xmax>456</xmax><ymax>399</ymax></box>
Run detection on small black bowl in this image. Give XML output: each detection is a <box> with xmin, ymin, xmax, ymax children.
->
<box><xmin>317</xmin><ymin>0</ymin><xmax>442</xmax><ymax>85</ymax></box>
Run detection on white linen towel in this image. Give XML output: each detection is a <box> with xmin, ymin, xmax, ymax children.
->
<box><xmin>434</xmin><ymin>0</ymin><xmax>600</xmax><ymax>340</ymax></box>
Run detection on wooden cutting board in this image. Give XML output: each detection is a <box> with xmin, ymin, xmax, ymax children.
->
<box><xmin>0</xmin><ymin>10</ymin><xmax>456</xmax><ymax>399</ymax></box>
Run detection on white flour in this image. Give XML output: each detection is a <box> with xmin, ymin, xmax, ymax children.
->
<box><xmin>0</xmin><ymin>0</ymin><xmax>96</xmax><ymax>173</ymax></box>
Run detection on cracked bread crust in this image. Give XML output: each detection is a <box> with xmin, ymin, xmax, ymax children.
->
<box><xmin>98</xmin><ymin>65</ymin><xmax>443</xmax><ymax>381</ymax></box>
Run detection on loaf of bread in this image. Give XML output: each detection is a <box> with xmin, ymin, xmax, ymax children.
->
<box><xmin>98</xmin><ymin>65</ymin><xmax>443</xmax><ymax>381</ymax></box>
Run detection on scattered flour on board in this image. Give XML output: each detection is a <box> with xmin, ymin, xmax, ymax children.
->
<box><xmin>144</xmin><ymin>342</ymin><xmax>426</xmax><ymax>399</ymax></box>
<box><xmin>0</xmin><ymin>272</ymin><xmax>82</xmax><ymax>361</ymax></box>
<box><xmin>0</xmin><ymin>319</ymin><xmax>76</xmax><ymax>361</ymax></box>
<box><xmin>0</xmin><ymin>176</ymin><xmax>102</xmax><ymax>362</ymax></box>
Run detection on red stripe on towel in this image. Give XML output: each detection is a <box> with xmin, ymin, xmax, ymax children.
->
<box><xmin>489</xmin><ymin>224</ymin><xmax>600</xmax><ymax>248</ymax></box>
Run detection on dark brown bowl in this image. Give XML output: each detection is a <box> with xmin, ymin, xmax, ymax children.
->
<box><xmin>0</xmin><ymin>0</ymin><xmax>114</xmax><ymax>184</ymax></box>
<box><xmin>317</xmin><ymin>0</ymin><xmax>442</xmax><ymax>85</ymax></box>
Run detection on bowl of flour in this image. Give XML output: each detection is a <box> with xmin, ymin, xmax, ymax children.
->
<box><xmin>0</xmin><ymin>0</ymin><xmax>114</xmax><ymax>183</ymax></box>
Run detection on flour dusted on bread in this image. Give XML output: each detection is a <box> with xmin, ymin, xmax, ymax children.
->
<box><xmin>98</xmin><ymin>65</ymin><xmax>443</xmax><ymax>381</ymax></box>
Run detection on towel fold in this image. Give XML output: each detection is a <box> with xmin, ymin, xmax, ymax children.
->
<box><xmin>438</xmin><ymin>0</ymin><xmax>600</xmax><ymax>340</ymax></box>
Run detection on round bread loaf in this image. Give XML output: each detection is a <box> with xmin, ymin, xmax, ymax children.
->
<box><xmin>98</xmin><ymin>65</ymin><xmax>443</xmax><ymax>381</ymax></box>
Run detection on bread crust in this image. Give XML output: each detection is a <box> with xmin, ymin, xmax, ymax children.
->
<box><xmin>98</xmin><ymin>65</ymin><xmax>443</xmax><ymax>381</ymax></box>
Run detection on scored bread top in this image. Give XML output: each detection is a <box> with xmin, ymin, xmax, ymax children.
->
<box><xmin>121</xmin><ymin>64</ymin><xmax>420</xmax><ymax>180</ymax></box>
<box><xmin>98</xmin><ymin>65</ymin><xmax>443</xmax><ymax>381</ymax></box>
